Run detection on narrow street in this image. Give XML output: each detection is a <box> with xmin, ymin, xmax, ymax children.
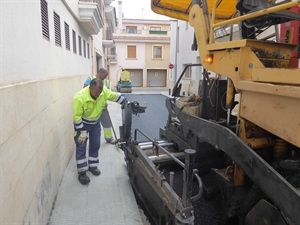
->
<box><xmin>48</xmin><ymin>91</ymin><xmax>169</xmax><ymax>225</ymax></box>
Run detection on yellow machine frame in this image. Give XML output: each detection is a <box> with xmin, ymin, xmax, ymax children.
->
<box><xmin>152</xmin><ymin>0</ymin><xmax>300</xmax><ymax>148</ymax></box>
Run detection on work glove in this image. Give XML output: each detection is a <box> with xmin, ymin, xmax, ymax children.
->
<box><xmin>78</xmin><ymin>130</ymin><xmax>88</xmax><ymax>144</ymax></box>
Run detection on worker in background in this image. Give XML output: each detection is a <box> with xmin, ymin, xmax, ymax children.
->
<box><xmin>83</xmin><ymin>68</ymin><xmax>116</xmax><ymax>144</ymax></box>
<box><xmin>73</xmin><ymin>78</ymin><xmax>126</xmax><ymax>185</ymax></box>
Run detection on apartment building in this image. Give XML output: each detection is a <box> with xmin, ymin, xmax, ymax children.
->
<box><xmin>110</xmin><ymin>15</ymin><xmax>171</xmax><ymax>90</ymax></box>
<box><xmin>0</xmin><ymin>0</ymin><xmax>116</xmax><ymax>224</ymax></box>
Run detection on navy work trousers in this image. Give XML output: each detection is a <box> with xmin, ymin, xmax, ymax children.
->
<box><xmin>74</xmin><ymin>122</ymin><xmax>101</xmax><ymax>174</ymax></box>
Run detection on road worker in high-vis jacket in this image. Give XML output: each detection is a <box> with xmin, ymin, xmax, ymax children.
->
<box><xmin>72</xmin><ymin>78</ymin><xmax>126</xmax><ymax>185</ymax></box>
<box><xmin>83</xmin><ymin>68</ymin><xmax>116</xmax><ymax>144</ymax></box>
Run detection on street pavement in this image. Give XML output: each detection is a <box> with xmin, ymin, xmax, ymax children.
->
<box><xmin>48</xmin><ymin>101</ymin><xmax>144</xmax><ymax>225</ymax></box>
<box><xmin>48</xmin><ymin>91</ymin><xmax>169</xmax><ymax>225</ymax></box>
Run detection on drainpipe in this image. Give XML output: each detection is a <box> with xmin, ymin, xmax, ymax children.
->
<box><xmin>174</xmin><ymin>20</ymin><xmax>178</xmax><ymax>86</ymax></box>
<box><xmin>170</xmin><ymin>20</ymin><xmax>178</xmax><ymax>87</ymax></box>
<box><xmin>90</xmin><ymin>35</ymin><xmax>95</xmax><ymax>75</ymax></box>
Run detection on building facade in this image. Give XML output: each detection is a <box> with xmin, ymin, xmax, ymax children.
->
<box><xmin>110</xmin><ymin>16</ymin><xmax>171</xmax><ymax>91</ymax></box>
<box><xmin>0</xmin><ymin>0</ymin><xmax>116</xmax><ymax>224</ymax></box>
<box><xmin>170</xmin><ymin>20</ymin><xmax>202</xmax><ymax>96</ymax></box>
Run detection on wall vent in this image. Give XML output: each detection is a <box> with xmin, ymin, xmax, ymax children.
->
<box><xmin>64</xmin><ymin>22</ymin><xmax>70</xmax><ymax>50</ymax></box>
<box><xmin>84</xmin><ymin>40</ymin><xmax>87</xmax><ymax>58</ymax></box>
<box><xmin>78</xmin><ymin>35</ymin><xmax>82</xmax><ymax>56</ymax></box>
<box><xmin>40</xmin><ymin>0</ymin><xmax>49</xmax><ymax>40</ymax></box>
<box><xmin>54</xmin><ymin>11</ymin><xmax>61</xmax><ymax>46</ymax></box>
<box><xmin>72</xmin><ymin>30</ymin><xmax>76</xmax><ymax>54</ymax></box>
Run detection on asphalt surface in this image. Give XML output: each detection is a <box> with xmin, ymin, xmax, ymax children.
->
<box><xmin>122</xmin><ymin>93</ymin><xmax>169</xmax><ymax>142</ymax></box>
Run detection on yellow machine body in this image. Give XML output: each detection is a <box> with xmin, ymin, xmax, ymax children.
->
<box><xmin>152</xmin><ymin>0</ymin><xmax>300</xmax><ymax>148</ymax></box>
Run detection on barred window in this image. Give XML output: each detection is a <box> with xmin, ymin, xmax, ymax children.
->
<box><xmin>40</xmin><ymin>0</ymin><xmax>49</xmax><ymax>40</ymax></box>
<box><xmin>64</xmin><ymin>22</ymin><xmax>70</xmax><ymax>50</ymax></box>
<box><xmin>53</xmin><ymin>12</ymin><xmax>61</xmax><ymax>46</ymax></box>
<box><xmin>83</xmin><ymin>40</ymin><xmax>86</xmax><ymax>58</ymax></box>
<box><xmin>78</xmin><ymin>35</ymin><xmax>82</xmax><ymax>56</ymax></box>
<box><xmin>72</xmin><ymin>30</ymin><xmax>76</xmax><ymax>54</ymax></box>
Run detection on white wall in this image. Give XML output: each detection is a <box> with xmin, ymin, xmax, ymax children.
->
<box><xmin>116</xmin><ymin>43</ymin><xmax>146</xmax><ymax>68</ymax></box>
<box><xmin>109</xmin><ymin>42</ymin><xmax>146</xmax><ymax>89</ymax></box>
<box><xmin>170</xmin><ymin>20</ymin><xmax>202</xmax><ymax>95</ymax></box>
<box><xmin>1</xmin><ymin>0</ymin><xmax>92</xmax><ymax>85</ymax></box>
<box><xmin>0</xmin><ymin>0</ymin><xmax>94</xmax><ymax>224</ymax></box>
<box><xmin>92</xmin><ymin>28</ymin><xmax>106</xmax><ymax>75</ymax></box>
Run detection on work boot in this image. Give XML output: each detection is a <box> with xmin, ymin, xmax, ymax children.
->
<box><xmin>78</xmin><ymin>173</ymin><xmax>90</xmax><ymax>185</ymax></box>
<box><xmin>89</xmin><ymin>167</ymin><xmax>101</xmax><ymax>176</ymax></box>
<box><xmin>106</xmin><ymin>138</ymin><xmax>116</xmax><ymax>145</ymax></box>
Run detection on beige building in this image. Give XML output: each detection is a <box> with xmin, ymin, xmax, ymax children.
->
<box><xmin>109</xmin><ymin>17</ymin><xmax>171</xmax><ymax>91</ymax></box>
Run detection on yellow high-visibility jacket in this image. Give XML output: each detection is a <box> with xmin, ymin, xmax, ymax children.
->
<box><xmin>103</xmin><ymin>79</ymin><xmax>110</xmax><ymax>89</ymax></box>
<box><xmin>72</xmin><ymin>86</ymin><xmax>124</xmax><ymax>130</ymax></box>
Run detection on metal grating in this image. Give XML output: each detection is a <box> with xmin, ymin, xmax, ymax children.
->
<box><xmin>83</xmin><ymin>40</ymin><xmax>86</xmax><ymax>58</ymax></box>
<box><xmin>53</xmin><ymin>12</ymin><xmax>61</xmax><ymax>46</ymax></box>
<box><xmin>78</xmin><ymin>35</ymin><xmax>82</xmax><ymax>56</ymax></box>
<box><xmin>72</xmin><ymin>30</ymin><xmax>76</xmax><ymax>54</ymax></box>
<box><xmin>87</xmin><ymin>43</ymin><xmax>90</xmax><ymax>59</ymax></box>
<box><xmin>64</xmin><ymin>22</ymin><xmax>70</xmax><ymax>50</ymax></box>
<box><xmin>40</xmin><ymin>0</ymin><xmax>49</xmax><ymax>40</ymax></box>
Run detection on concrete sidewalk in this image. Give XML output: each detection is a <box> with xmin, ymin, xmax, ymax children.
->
<box><xmin>48</xmin><ymin>102</ymin><xmax>144</xmax><ymax>225</ymax></box>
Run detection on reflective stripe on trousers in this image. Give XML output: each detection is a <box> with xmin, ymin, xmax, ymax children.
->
<box><xmin>74</xmin><ymin>122</ymin><xmax>101</xmax><ymax>173</ymax></box>
<box><xmin>99</xmin><ymin>107</ymin><xmax>113</xmax><ymax>140</ymax></box>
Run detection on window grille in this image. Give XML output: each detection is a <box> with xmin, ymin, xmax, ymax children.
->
<box><xmin>54</xmin><ymin>12</ymin><xmax>61</xmax><ymax>46</ymax></box>
<box><xmin>78</xmin><ymin>35</ymin><xmax>82</xmax><ymax>56</ymax></box>
<box><xmin>87</xmin><ymin>43</ymin><xmax>90</xmax><ymax>59</ymax></box>
<box><xmin>83</xmin><ymin>40</ymin><xmax>86</xmax><ymax>58</ymax></box>
<box><xmin>64</xmin><ymin>22</ymin><xmax>70</xmax><ymax>50</ymax></box>
<box><xmin>72</xmin><ymin>30</ymin><xmax>76</xmax><ymax>54</ymax></box>
<box><xmin>40</xmin><ymin>0</ymin><xmax>49</xmax><ymax>40</ymax></box>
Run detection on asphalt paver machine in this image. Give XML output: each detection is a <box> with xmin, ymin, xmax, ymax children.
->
<box><xmin>118</xmin><ymin>1</ymin><xmax>300</xmax><ymax>224</ymax></box>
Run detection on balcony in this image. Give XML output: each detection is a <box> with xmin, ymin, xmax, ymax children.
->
<box><xmin>105</xmin><ymin>5</ymin><xmax>117</xmax><ymax>31</ymax></box>
<box><xmin>78</xmin><ymin>1</ymin><xmax>104</xmax><ymax>35</ymax></box>
<box><xmin>149</xmin><ymin>30</ymin><xmax>168</xmax><ymax>35</ymax></box>
<box><xmin>102</xmin><ymin>40</ymin><xmax>115</xmax><ymax>48</ymax></box>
